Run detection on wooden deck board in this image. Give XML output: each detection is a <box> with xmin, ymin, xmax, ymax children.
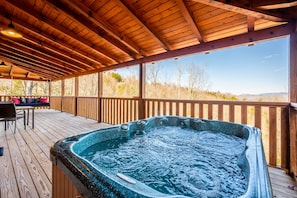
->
<box><xmin>0</xmin><ymin>109</ymin><xmax>296</xmax><ymax>198</ymax></box>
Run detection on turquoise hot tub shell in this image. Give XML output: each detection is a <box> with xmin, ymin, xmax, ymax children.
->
<box><xmin>50</xmin><ymin>116</ymin><xmax>273</xmax><ymax>198</ymax></box>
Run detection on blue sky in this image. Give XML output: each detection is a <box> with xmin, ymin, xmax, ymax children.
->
<box><xmin>113</xmin><ymin>37</ymin><xmax>289</xmax><ymax>95</ymax></box>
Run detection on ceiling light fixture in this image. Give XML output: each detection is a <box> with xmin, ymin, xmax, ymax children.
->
<box><xmin>0</xmin><ymin>61</ymin><xmax>7</xmax><ymax>66</ymax></box>
<box><xmin>1</xmin><ymin>21</ymin><xmax>22</xmax><ymax>38</ymax></box>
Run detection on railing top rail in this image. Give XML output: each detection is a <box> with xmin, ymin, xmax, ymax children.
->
<box><xmin>46</xmin><ymin>96</ymin><xmax>290</xmax><ymax>108</ymax></box>
<box><xmin>143</xmin><ymin>98</ymin><xmax>289</xmax><ymax>107</ymax></box>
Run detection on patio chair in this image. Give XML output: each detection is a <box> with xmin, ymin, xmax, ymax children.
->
<box><xmin>0</xmin><ymin>102</ymin><xmax>26</xmax><ymax>133</ymax></box>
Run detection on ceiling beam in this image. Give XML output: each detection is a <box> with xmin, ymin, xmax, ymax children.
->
<box><xmin>0</xmin><ymin>37</ymin><xmax>83</xmax><ymax>73</ymax></box>
<box><xmin>0</xmin><ymin>51</ymin><xmax>65</xmax><ymax>78</ymax></box>
<box><xmin>116</xmin><ymin>0</ymin><xmax>172</xmax><ymax>51</ymax></box>
<box><xmin>44</xmin><ymin>0</ymin><xmax>139</xmax><ymax>60</ymax></box>
<box><xmin>0</xmin><ymin>42</ymin><xmax>74</xmax><ymax>75</ymax></box>
<box><xmin>60</xmin><ymin>0</ymin><xmax>145</xmax><ymax>57</ymax></box>
<box><xmin>192</xmin><ymin>0</ymin><xmax>287</xmax><ymax>22</ymax></box>
<box><xmin>176</xmin><ymin>0</ymin><xmax>205</xmax><ymax>43</ymax></box>
<box><xmin>2</xmin><ymin>14</ymin><xmax>105</xmax><ymax>68</ymax></box>
<box><xmin>21</xmin><ymin>37</ymin><xmax>89</xmax><ymax>71</ymax></box>
<box><xmin>6</xmin><ymin>0</ymin><xmax>120</xmax><ymax>64</ymax></box>
<box><xmin>0</xmin><ymin>54</ymin><xmax>58</xmax><ymax>79</ymax></box>
<box><xmin>254</xmin><ymin>0</ymin><xmax>297</xmax><ymax>10</ymax></box>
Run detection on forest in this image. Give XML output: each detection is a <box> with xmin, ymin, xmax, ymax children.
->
<box><xmin>0</xmin><ymin>62</ymin><xmax>287</xmax><ymax>102</ymax></box>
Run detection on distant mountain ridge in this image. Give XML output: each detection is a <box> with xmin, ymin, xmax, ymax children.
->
<box><xmin>238</xmin><ymin>92</ymin><xmax>287</xmax><ymax>97</ymax></box>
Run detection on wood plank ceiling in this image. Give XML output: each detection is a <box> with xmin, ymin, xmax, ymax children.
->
<box><xmin>0</xmin><ymin>0</ymin><xmax>295</xmax><ymax>81</ymax></box>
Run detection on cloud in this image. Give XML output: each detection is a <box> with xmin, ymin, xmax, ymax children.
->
<box><xmin>264</xmin><ymin>53</ymin><xmax>278</xmax><ymax>59</ymax></box>
<box><xmin>273</xmin><ymin>66</ymin><xmax>285</xmax><ymax>72</ymax></box>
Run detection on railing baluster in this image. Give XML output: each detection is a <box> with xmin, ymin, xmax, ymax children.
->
<box><xmin>183</xmin><ymin>102</ymin><xmax>187</xmax><ymax>117</ymax></box>
<box><xmin>199</xmin><ymin>103</ymin><xmax>203</xmax><ymax>118</ymax></box>
<box><xmin>218</xmin><ymin>103</ymin><xmax>223</xmax><ymax>120</ymax></box>
<box><xmin>208</xmin><ymin>103</ymin><xmax>213</xmax><ymax>119</ymax></box>
<box><xmin>229</xmin><ymin>104</ymin><xmax>234</xmax><ymax>122</ymax></box>
<box><xmin>281</xmin><ymin>107</ymin><xmax>289</xmax><ymax>169</ymax></box>
<box><xmin>241</xmin><ymin>105</ymin><xmax>247</xmax><ymax>124</ymax></box>
<box><xmin>255</xmin><ymin>106</ymin><xmax>261</xmax><ymax>129</ymax></box>
<box><xmin>269</xmin><ymin>106</ymin><xmax>277</xmax><ymax>166</ymax></box>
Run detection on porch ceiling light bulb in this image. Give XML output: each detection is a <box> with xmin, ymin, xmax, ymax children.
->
<box><xmin>0</xmin><ymin>61</ymin><xmax>7</xmax><ymax>66</ymax></box>
<box><xmin>1</xmin><ymin>22</ymin><xmax>22</xmax><ymax>38</ymax></box>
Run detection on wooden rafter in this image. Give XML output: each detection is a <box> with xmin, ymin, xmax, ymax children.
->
<box><xmin>0</xmin><ymin>37</ymin><xmax>82</xmax><ymax>73</ymax></box>
<box><xmin>254</xmin><ymin>0</ymin><xmax>297</xmax><ymax>10</ymax></box>
<box><xmin>247</xmin><ymin>16</ymin><xmax>255</xmax><ymax>32</ymax></box>
<box><xmin>0</xmin><ymin>55</ymin><xmax>56</xmax><ymax>79</ymax></box>
<box><xmin>192</xmin><ymin>0</ymin><xmax>287</xmax><ymax>22</ymax></box>
<box><xmin>0</xmin><ymin>42</ymin><xmax>74</xmax><ymax>75</ymax></box>
<box><xmin>115</xmin><ymin>0</ymin><xmax>172</xmax><ymax>51</ymax></box>
<box><xmin>0</xmin><ymin>51</ymin><xmax>64</xmax><ymax>78</ymax></box>
<box><xmin>6</xmin><ymin>0</ymin><xmax>119</xmax><ymax>64</ymax></box>
<box><xmin>176</xmin><ymin>0</ymin><xmax>205</xmax><ymax>43</ymax></box>
<box><xmin>21</xmin><ymin>38</ymin><xmax>88</xmax><ymax>72</ymax></box>
<box><xmin>6</xmin><ymin>16</ymin><xmax>105</xmax><ymax>68</ymax></box>
<box><xmin>44</xmin><ymin>0</ymin><xmax>139</xmax><ymax>60</ymax></box>
<box><xmin>61</xmin><ymin>0</ymin><xmax>145</xmax><ymax>57</ymax></box>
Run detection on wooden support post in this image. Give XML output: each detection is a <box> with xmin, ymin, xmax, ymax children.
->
<box><xmin>61</xmin><ymin>79</ymin><xmax>65</xmax><ymax>112</ymax></box>
<box><xmin>48</xmin><ymin>80</ymin><xmax>52</xmax><ymax>106</ymax></box>
<box><xmin>74</xmin><ymin>77</ymin><xmax>79</xmax><ymax>116</ymax></box>
<box><xmin>138</xmin><ymin>63</ymin><xmax>145</xmax><ymax>119</ymax></box>
<box><xmin>98</xmin><ymin>72</ymin><xmax>103</xmax><ymax>122</ymax></box>
<box><xmin>289</xmin><ymin>25</ymin><xmax>297</xmax><ymax>180</ymax></box>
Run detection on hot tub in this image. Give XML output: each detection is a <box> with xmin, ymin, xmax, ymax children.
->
<box><xmin>50</xmin><ymin>116</ymin><xmax>272</xmax><ymax>198</ymax></box>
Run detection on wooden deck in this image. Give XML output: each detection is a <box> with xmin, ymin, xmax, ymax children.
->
<box><xmin>0</xmin><ymin>109</ymin><xmax>296</xmax><ymax>198</ymax></box>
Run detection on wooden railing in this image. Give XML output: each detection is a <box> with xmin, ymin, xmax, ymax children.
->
<box><xmin>77</xmin><ymin>97</ymin><xmax>98</xmax><ymax>120</ymax></box>
<box><xmin>100</xmin><ymin>97</ymin><xmax>139</xmax><ymax>124</ymax></box>
<box><xmin>2</xmin><ymin>95</ymin><xmax>292</xmax><ymax>173</ymax></box>
<box><xmin>50</xmin><ymin>96</ymin><xmax>99</xmax><ymax>120</ymax></box>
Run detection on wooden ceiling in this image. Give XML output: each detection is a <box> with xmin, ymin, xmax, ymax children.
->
<box><xmin>0</xmin><ymin>0</ymin><xmax>296</xmax><ymax>81</ymax></box>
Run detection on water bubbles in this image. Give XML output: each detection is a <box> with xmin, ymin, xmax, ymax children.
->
<box><xmin>83</xmin><ymin>126</ymin><xmax>247</xmax><ymax>197</ymax></box>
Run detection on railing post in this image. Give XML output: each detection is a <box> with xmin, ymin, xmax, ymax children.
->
<box><xmin>98</xmin><ymin>72</ymin><xmax>103</xmax><ymax>122</ymax></box>
<box><xmin>289</xmin><ymin>104</ymin><xmax>297</xmax><ymax>179</ymax></box>
<box><xmin>289</xmin><ymin>27</ymin><xmax>297</xmax><ymax>179</ymax></box>
<box><xmin>138</xmin><ymin>63</ymin><xmax>145</xmax><ymax>119</ymax></box>
<box><xmin>74</xmin><ymin>77</ymin><xmax>79</xmax><ymax>116</ymax></box>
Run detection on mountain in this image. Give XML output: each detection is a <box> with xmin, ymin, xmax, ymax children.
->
<box><xmin>237</xmin><ymin>92</ymin><xmax>288</xmax><ymax>102</ymax></box>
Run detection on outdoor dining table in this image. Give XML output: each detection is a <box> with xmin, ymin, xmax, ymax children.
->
<box><xmin>16</xmin><ymin>106</ymin><xmax>35</xmax><ymax>129</ymax></box>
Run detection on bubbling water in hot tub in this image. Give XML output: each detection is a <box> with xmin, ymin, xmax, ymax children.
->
<box><xmin>81</xmin><ymin>126</ymin><xmax>247</xmax><ymax>197</ymax></box>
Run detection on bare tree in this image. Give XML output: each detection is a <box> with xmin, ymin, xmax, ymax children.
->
<box><xmin>186</xmin><ymin>63</ymin><xmax>208</xmax><ymax>99</ymax></box>
<box><xmin>146</xmin><ymin>63</ymin><xmax>161</xmax><ymax>97</ymax></box>
<box><xmin>27</xmin><ymin>81</ymin><xmax>36</xmax><ymax>95</ymax></box>
<box><xmin>176</xmin><ymin>62</ymin><xmax>183</xmax><ymax>99</ymax></box>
